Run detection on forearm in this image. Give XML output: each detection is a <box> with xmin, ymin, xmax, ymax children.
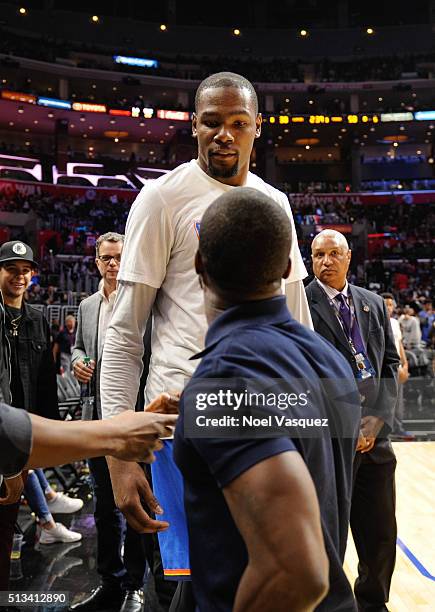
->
<box><xmin>234</xmin><ymin>565</ymin><xmax>320</xmax><ymax>612</ymax></box>
<box><xmin>285</xmin><ymin>280</ymin><xmax>313</xmax><ymax>329</ymax></box>
<box><xmin>27</xmin><ymin>414</ymin><xmax>120</xmax><ymax>467</ymax></box>
<box><xmin>399</xmin><ymin>341</ymin><xmax>408</xmax><ymax>368</ymax></box>
<box><xmin>226</xmin><ymin>453</ymin><xmax>328</xmax><ymax>612</ymax></box>
<box><xmin>100</xmin><ymin>281</ymin><xmax>156</xmax><ymax>418</ymax></box>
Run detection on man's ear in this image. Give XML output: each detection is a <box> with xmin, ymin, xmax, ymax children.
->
<box><xmin>255</xmin><ymin>113</ymin><xmax>262</xmax><ymax>139</ymax></box>
<box><xmin>194</xmin><ymin>250</ymin><xmax>203</xmax><ymax>275</ymax></box>
<box><xmin>282</xmin><ymin>258</ymin><xmax>292</xmax><ymax>280</ymax></box>
<box><xmin>192</xmin><ymin>113</ymin><xmax>198</xmax><ymax>138</ymax></box>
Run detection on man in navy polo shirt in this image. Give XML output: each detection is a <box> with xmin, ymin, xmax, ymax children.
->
<box><xmin>173</xmin><ymin>187</ymin><xmax>361</xmax><ymax>612</ymax></box>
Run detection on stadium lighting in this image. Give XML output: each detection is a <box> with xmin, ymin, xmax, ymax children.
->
<box><xmin>160</xmin><ymin>24</ymin><xmax>167</xmax><ymax>31</ymax></box>
<box><xmin>300</xmin><ymin>29</ymin><xmax>308</xmax><ymax>37</ymax></box>
<box><xmin>393</xmin><ymin>142</ymin><xmax>398</xmax><ymax>147</ymax></box>
<box><xmin>233</xmin><ymin>28</ymin><xmax>241</xmax><ymax>36</ymax></box>
<box><xmin>91</xmin><ymin>15</ymin><xmax>99</xmax><ymax>23</ymax></box>
<box><xmin>19</xmin><ymin>7</ymin><xmax>26</xmax><ymax>15</ymax></box>
<box><xmin>366</xmin><ymin>27</ymin><xmax>374</xmax><ymax>35</ymax></box>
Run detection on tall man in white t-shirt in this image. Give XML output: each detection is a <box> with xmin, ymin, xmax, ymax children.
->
<box><xmin>100</xmin><ymin>72</ymin><xmax>312</xmax><ymax>536</ymax></box>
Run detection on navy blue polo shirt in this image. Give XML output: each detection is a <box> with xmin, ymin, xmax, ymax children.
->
<box><xmin>174</xmin><ymin>296</ymin><xmax>360</xmax><ymax>612</ymax></box>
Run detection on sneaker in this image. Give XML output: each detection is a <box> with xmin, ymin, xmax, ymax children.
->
<box><xmin>47</xmin><ymin>492</ymin><xmax>84</xmax><ymax>514</ymax></box>
<box><xmin>391</xmin><ymin>429</ymin><xmax>416</xmax><ymax>440</ymax></box>
<box><xmin>39</xmin><ymin>522</ymin><xmax>82</xmax><ymax>545</ymax></box>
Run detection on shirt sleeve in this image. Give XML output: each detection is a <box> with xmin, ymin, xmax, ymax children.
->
<box><xmin>278</xmin><ymin>192</ymin><xmax>308</xmax><ymax>284</ymax></box>
<box><xmin>181</xmin><ymin>370</ymin><xmax>296</xmax><ymax>489</ymax></box>
<box><xmin>0</xmin><ymin>404</ymin><xmax>32</xmax><ymax>477</ymax></box>
<box><xmin>100</xmin><ymin>281</ymin><xmax>157</xmax><ymax>418</ymax></box>
<box><xmin>285</xmin><ymin>280</ymin><xmax>314</xmax><ymax>329</ymax></box>
<box><xmin>193</xmin><ymin>435</ymin><xmax>296</xmax><ymax>489</ymax></box>
<box><xmin>117</xmin><ymin>184</ymin><xmax>174</xmax><ymax>287</ymax></box>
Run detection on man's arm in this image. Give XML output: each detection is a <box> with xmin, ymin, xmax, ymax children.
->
<box><xmin>285</xmin><ymin>280</ymin><xmax>313</xmax><ymax>329</ymax></box>
<box><xmin>224</xmin><ymin>452</ymin><xmax>329</xmax><ymax>612</ymax></box>
<box><xmin>100</xmin><ymin>281</ymin><xmax>157</xmax><ymax>418</ymax></box>
<box><xmin>72</xmin><ymin>302</ymin><xmax>95</xmax><ymax>384</ymax></box>
<box><xmin>71</xmin><ymin>302</ymin><xmax>86</xmax><ymax>367</ymax></box>
<box><xmin>362</xmin><ymin>302</ymin><xmax>400</xmax><ymax>445</ymax></box>
<box><xmin>100</xmin><ymin>281</ymin><xmax>162</xmax><ymax>531</ymax></box>
<box><xmin>27</xmin><ymin>406</ymin><xmax>177</xmax><ymax>469</ymax></box>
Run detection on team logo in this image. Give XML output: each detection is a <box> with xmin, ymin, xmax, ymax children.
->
<box><xmin>194</xmin><ymin>221</ymin><xmax>201</xmax><ymax>238</ymax></box>
<box><xmin>12</xmin><ymin>242</ymin><xmax>27</xmax><ymax>255</ymax></box>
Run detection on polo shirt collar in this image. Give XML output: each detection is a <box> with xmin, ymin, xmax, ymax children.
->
<box><xmin>191</xmin><ymin>295</ymin><xmax>291</xmax><ymax>360</ymax></box>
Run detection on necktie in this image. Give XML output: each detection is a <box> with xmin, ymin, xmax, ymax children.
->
<box><xmin>335</xmin><ymin>293</ymin><xmax>351</xmax><ymax>337</ymax></box>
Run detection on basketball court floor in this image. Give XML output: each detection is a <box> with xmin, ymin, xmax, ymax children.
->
<box><xmin>344</xmin><ymin>441</ymin><xmax>435</xmax><ymax>611</ymax></box>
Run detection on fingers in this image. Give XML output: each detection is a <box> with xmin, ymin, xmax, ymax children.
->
<box><xmin>360</xmin><ymin>438</ymin><xmax>375</xmax><ymax>453</ymax></box>
<box><xmin>153</xmin><ymin>414</ymin><xmax>178</xmax><ymax>437</ymax></box>
<box><xmin>141</xmin><ymin>439</ymin><xmax>164</xmax><ymax>464</ymax></box>
<box><xmin>356</xmin><ymin>432</ymin><xmax>367</xmax><ymax>452</ymax></box>
<box><xmin>138</xmin><ymin>476</ymin><xmax>164</xmax><ymax>515</ymax></box>
<box><xmin>146</xmin><ymin>393</ymin><xmax>179</xmax><ymax>414</ymax></box>
<box><xmin>119</xmin><ymin>475</ymin><xmax>169</xmax><ymax>533</ymax></box>
<box><xmin>73</xmin><ymin>361</ymin><xmax>94</xmax><ymax>382</ymax></box>
<box><xmin>108</xmin><ymin>461</ymin><xmax>169</xmax><ymax>533</ymax></box>
<box><xmin>118</xmin><ymin>493</ymin><xmax>169</xmax><ymax>533</ymax></box>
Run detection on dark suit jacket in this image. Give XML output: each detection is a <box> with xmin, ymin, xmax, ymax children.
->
<box><xmin>306</xmin><ymin>279</ymin><xmax>399</xmax><ymax>434</ymax></box>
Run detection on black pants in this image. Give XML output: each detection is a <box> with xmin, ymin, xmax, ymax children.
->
<box><xmin>88</xmin><ymin>456</ymin><xmax>147</xmax><ymax>591</ymax></box>
<box><xmin>350</xmin><ymin>442</ymin><xmax>397</xmax><ymax>611</ymax></box>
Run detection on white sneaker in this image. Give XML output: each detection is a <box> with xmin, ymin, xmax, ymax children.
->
<box><xmin>47</xmin><ymin>492</ymin><xmax>84</xmax><ymax>514</ymax></box>
<box><xmin>39</xmin><ymin>522</ymin><xmax>82</xmax><ymax>545</ymax></box>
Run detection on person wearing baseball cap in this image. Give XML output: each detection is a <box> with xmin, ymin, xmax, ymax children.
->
<box><xmin>0</xmin><ymin>239</ymin><xmax>81</xmax><ymax>581</ymax></box>
<box><xmin>0</xmin><ymin>240</ymin><xmax>38</xmax><ymax>268</ymax></box>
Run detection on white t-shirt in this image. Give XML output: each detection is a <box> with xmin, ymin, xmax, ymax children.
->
<box><xmin>117</xmin><ymin>159</ymin><xmax>308</xmax><ymax>402</ymax></box>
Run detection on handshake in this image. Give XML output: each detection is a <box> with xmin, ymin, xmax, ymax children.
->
<box><xmin>24</xmin><ymin>393</ymin><xmax>179</xmax><ymax>472</ymax></box>
<box><xmin>107</xmin><ymin>392</ymin><xmax>179</xmax><ymax>463</ymax></box>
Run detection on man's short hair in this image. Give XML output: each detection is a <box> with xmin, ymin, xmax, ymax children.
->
<box><xmin>195</xmin><ymin>72</ymin><xmax>258</xmax><ymax>115</ymax></box>
<box><xmin>96</xmin><ymin>232</ymin><xmax>124</xmax><ymax>257</ymax></box>
<box><xmin>381</xmin><ymin>293</ymin><xmax>395</xmax><ymax>301</ymax></box>
<box><xmin>199</xmin><ymin>187</ymin><xmax>291</xmax><ymax>294</ymax></box>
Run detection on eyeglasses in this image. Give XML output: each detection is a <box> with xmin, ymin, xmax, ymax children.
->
<box><xmin>98</xmin><ymin>255</ymin><xmax>121</xmax><ymax>264</ymax></box>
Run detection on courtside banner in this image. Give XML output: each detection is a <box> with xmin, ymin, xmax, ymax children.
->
<box><xmin>0</xmin><ymin>179</ymin><xmax>137</xmax><ymax>202</ymax></box>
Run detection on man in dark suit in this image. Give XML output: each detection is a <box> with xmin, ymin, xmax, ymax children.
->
<box><xmin>306</xmin><ymin>229</ymin><xmax>400</xmax><ymax>612</ymax></box>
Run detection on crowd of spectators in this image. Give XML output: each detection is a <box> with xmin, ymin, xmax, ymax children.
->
<box><xmin>0</xmin><ymin>184</ymin><xmax>432</xmax><ymax>317</ymax></box>
<box><xmin>2</xmin><ymin>28</ymin><xmax>435</xmax><ymax>84</ymax></box>
<box><xmin>287</xmin><ymin>179</ymin><xmax>435</xmax><ymax>193</ymax></box>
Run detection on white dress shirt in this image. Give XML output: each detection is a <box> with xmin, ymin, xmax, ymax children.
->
<box><xmin>98</xmin><ymin>286</ymin><xmax>117</xmax><ymax>359</ymax></box>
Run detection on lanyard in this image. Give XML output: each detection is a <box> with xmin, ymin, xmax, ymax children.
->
<box><xmin>326</xmin><ymin>293</ymin><xmax>359</xmax><ymax>355</ymax></box>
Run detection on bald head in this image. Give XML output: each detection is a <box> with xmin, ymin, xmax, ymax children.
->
<box><xmin>311</xmin><ymin>230</ymin><xmax>351</xmax><ymax>291</ymax></box>
<box><xmin>312</xmin><ymin>230</ymin><xmax>349</xmax><ymax>252</ymax></box>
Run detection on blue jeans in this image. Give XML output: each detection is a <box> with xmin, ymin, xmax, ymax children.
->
<box><xmin>24</xmin><ymin>469</ymin><xmax>53</xmax><ymax>524</ymax></box>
